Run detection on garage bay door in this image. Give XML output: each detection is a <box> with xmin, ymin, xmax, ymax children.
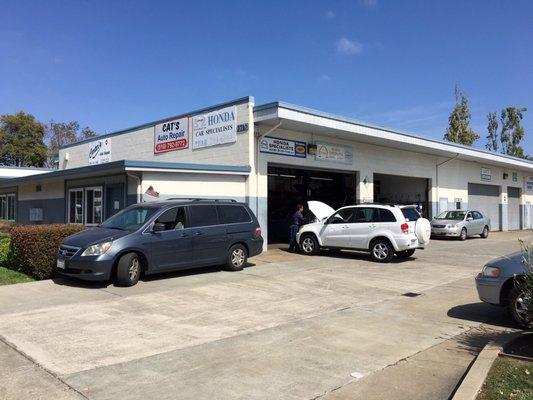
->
<box><xmin>468</xmin><ymin>183</ymin><xmax>500</xmax><ymax>230</ymax></box>
<box><xmin>507</xmin><ymin>187</ymin><xmax>521</xmax><ymax>230</ymax></box>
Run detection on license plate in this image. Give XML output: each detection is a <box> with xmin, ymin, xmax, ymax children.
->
<box><xmin>56</xmin><ymin>259</ymin><xmax>65</xmax><ymax>269</ymax></box>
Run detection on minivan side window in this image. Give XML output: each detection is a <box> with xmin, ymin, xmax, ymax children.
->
<box><xmin>217</xmin><ymin>205</ymin><xmax>251</xmax><ymax>224</ymax></box>
<box><xmin>188</xmin><ymin>205</ymin><xmax>219</xmax><ymax>227</ymax></box>
<box><xmin>155</xmin><ymin>207</ymin><xmax>186</xmax><ymax>231</ymax></box>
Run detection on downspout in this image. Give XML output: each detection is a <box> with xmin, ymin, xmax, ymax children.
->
<box><xmin>435</xmin><ymin>153</ymin><xmax>459</xmax><ymax>214</ymax></box>
<box><xmin>255</xmin><ymin>121</ymin><xmax>282</xmax><ymax>213</ymax></box>
<box><xmin>127</xmin><ymin>173</ymin><xmax>142</xmax><ymax>203</ymax></box>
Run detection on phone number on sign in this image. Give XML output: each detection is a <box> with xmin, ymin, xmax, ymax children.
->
<box><xmin>155</xmin><ymin>139</ymin><xmax>188</xmax><ymax>153</ymax></box>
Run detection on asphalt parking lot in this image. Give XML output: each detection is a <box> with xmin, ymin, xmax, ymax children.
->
<box><xmin>0</xmin><ymin>231</ymin><xmax>531</xmax><ymax>400</ymax></box>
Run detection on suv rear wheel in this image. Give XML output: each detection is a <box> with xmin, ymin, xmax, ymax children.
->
<box><xmin>226</xmin><ymin>244</ymin><xmax>247</xmax><ymax>271</ymax></box>
<box><xmin>370</xmin><ymin>239</ymin><xmax>394</xmax><ymax>263</ymax></box>
<box><xmin>116</xmin><ymin>253</ymin><xmax>141</xmax><ymax>286</ymax></box>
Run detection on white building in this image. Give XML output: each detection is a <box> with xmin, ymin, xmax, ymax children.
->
<box><xmin>1</xmin><ymin>96</ymin><xmax>532</xmax><ymax>246</ymax></box>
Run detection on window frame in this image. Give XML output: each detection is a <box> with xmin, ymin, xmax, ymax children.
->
<box><xmin>85</xmin><ymin>186</ymin><xmax>103</xmax><ymax>226</ymax></box>
<box><xmin>154</xmin><ymin>206</ymin><xmax>187</xmax><ymax>232</ymax></box>
<box><xmin>326</xmin><ymin>207</ymin><xmax>356</xmax><ymax>224</ymax></box>
<box><xmin>186</xmin><ymin>204</ymin><xmax>220</xmax><ymax>228</ymax></box>
<box><xmin>352</xmin><ymin>207</ymin><xmax>379</xmax><ymax>223</ymax></box>
<box><xmin>0</xmin><ymin>193</ymin><xmax>16</xmax><ymax>221</ymax></box>
<box><xmin>68</xmin><ymin>188</ymin><xmax>84</xmax><ymax>224</ymax></box>
<box><xmin>216</xmin><ymin>205</ymin><xmax>252</xmax><ymax>225</ymax></box>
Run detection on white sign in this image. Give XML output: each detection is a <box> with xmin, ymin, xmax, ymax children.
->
<box><xmin>526</xmin><ymin>177</ymin><xmax>533</xmax><ymax>192</ymax></box>
<box><xmin>192</xmin><ymin>106</ymin><xmax>237</xmax><ymax>149</ymax></box>
<box><xmin>88</xmin><ymin>138</ymin><xmax>111</xmax><ymax>165</ymax></box>
<box><xmin>481</xmin><ymin>167</ymin><xmax>492</xmax><ymax>181</ymax></box>
<box><xmin>154</xmin><ymin>117</ymin><xmax>189</xmax><ymax>154</ymax></box>
<box><xmin>315</xmin><ymin>141</ymin><xmax>353</xmax><ymax>164</ymax></box>
<box><xmin>259</xmin><ymin>136</ymin><xmax>306</xmax><ymax>158</ymax></box>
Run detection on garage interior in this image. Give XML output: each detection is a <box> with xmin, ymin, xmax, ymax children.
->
<box><xmin>267</xmin><ymin>165</ymin><xmax>357</xmax><ymax>243</ymax></box>
<box><xmin>373</xmin><ymin>173</ymin><xmax>430</xmax><ymax>218</ymax></box>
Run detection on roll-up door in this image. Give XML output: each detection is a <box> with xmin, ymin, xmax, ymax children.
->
<box><xmin>507</xmin><ymin>187</ymin><xmax>521</xmax><ymax>230</ymax></box>
<box><xmin>468</xmin><ymin>183</ymin><xmax>500</xmax><ymax>230</ymax></box>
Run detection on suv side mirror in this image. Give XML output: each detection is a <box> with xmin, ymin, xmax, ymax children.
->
<box><xmin>152</xmin><ymin>222</ymin><xmax>166</xmax><ymax>232</ymax></box>
<box><xmin>466</xmin><ymin>217</ymin><xmax>473</xmax><ymax>221</ymax></box>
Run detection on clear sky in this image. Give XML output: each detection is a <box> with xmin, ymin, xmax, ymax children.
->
<box><xmin>1</xmin><ymin>0</ymin><xmax>532</xmax><ymax>153</ymax></box>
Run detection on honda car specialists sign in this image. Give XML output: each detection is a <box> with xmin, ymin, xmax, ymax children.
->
<box><xmin>154</xmin><ymin>117</ymin><xmax>189</xmax><ymax>154</ymax></box>
<box><xmin>88</xmin><ymin>138</ymin><xmax>111</xmax><ymax>165</ymax></box>
<box><xmin>192</xmin><ymin>106</ymin><xmax>237</xmax><ymax>149</ymax></box>
<box><xmin>259</xmin><ymin>136</ymin><xmax>306</xmax><ymax>158</ymax></box>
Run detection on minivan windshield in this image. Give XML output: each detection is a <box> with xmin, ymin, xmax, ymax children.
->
<box><xmin>435</xmin><ymin>211</ymin><xmax>466</xmax><ymax>220</ymax></box>
<box><xmin>100</xmin><ymin>206</ymin><xmax>158</xmax><ymax>231</ymax></box>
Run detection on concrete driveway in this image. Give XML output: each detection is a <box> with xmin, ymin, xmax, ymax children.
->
<box><xmin>0</xmin><ymin>231</ymin><xmax>531</xmax><ymax>400</ymax></box>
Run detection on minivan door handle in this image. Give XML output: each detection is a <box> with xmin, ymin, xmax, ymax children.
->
<box><xmin>194</xmin><ymin>231</ymin><xmax>204</xmax><ymax>236</ymax></box>
<box><xmin>180</xmin><ymin>232</ymin><xmax>189</xmax><ymax>237</ymax></box>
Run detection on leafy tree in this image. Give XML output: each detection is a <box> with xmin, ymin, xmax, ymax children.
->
<box><xmin>444</xmin><ymin>84</ymin><xmax>479</xmax><ymax>146</ymax></box>
<box><xmin>485</xmin><ymin>112</ymin><xmax>499</xmax><ymax>152</ymax></box>
<box><xmin>0</xmin><ymin>112</ymin><xmax>47</xmax><ymax>167</ymax></box>
<box><xmin>45</xmin><ymin>121</ymin><xmax>98</xmax><ymax>167</ymax></box>
<box><xmin>500</xmin><ymin>107</ymin><xmax>527</xmax><ymax>158</ymax></box>
<box><xmin>80</xmin><ymin>126</ymin><xmax>97</xmax><ymax>140</ymax></box>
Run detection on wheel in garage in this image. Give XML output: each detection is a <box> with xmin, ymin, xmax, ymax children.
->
<box><xmin>116</xmin><ymin>252</ymin><xmax>142</xmax><ymax>286</ymax></box>
<box><xmin>507</xmin><ymin>286</ymin><xmax>531</xmax><ymax>328</ymax></box>
<box><xmin>370</xmin><ymin>239</ymin><xmax>394</xmax><ymax>263</ymax></box>
<box><xmin>459</xmin><ymin>228</ymin><xmax>467</xmax><ymax>241</ymax></box>
<box><xmin>396</xmin><ymin>249</ymin><xmax>415</xmax><ymax>259</ymax></box>
<box><xmin>480</xmin><ymin>226</ymin><xmax>489</xmax><ymax>238</ymax></box>
<box><xmin>225</xmin><ymin>244</ymin><xmax>248</xmax><ymax>271</ymax></box>
<box><xmin>300</xmin><ymin>234</ymin><xmax>319</xmax><ymax>255</ymax></box>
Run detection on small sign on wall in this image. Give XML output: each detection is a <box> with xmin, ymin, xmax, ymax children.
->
<box><xmin>259</xmin><ymin>136</ymin><xmax>307</xmax><ymax>158</ymax></box>
<box><xmin>526</xmin><ymin>177</ymin><xmax>533</xmax><ymax>192</ymax></box>
<box><xmin>316</xmin><ymin>142</ymin><xmax>353</xmax><ymax>164</ymax></box>
<box><xmin>481</xmin><ymin>167</ymin><xmax>492</xmax><ymax>181</ymax></box>
<box><xmin>88</xmin><ymin>139</ymin><xmax>112</xmax><ymax>165</ymax></box>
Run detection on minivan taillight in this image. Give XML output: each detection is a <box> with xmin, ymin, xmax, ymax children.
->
<box><xmin>400</xmin><ymin>223</ymin><xmax>409</xmax><ymax>234</ymax></box>
<box><xmin>254</xmin><ymin>227</ymin><xmax>262</xmax><ymax>238</ymax></box>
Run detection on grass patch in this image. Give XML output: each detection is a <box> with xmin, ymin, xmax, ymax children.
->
<box><xmin>0</xmin><ymin>266</ymin><xmax>34</xmax><ymax>286</ymax></box>
<box><xmin>477</xmin><ymin>356</ymin><xmax>533</xmax><ymax>400</ymax></box>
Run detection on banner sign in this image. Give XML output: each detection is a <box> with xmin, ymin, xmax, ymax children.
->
<box><xmin>259</xmin><ymin>136</ymin><xmax>306</xmax><ymax>158</ymax></box>
<box><xmin>192</xmin><ymin>106</ymin><xmax>237</xmax><ymax>149</ymax></box>
<box><xmin>154</xmin><ymin>117</ymin><xmax>189</xmax><ymax>154</ymax></box>
<box><xmin>526</xmin><ymin>177</ymin><xmax>533</xmax><ymax>192</ymax></box>
<box><xmin>88</xmin><ymin>138</ymin><xmax>111</xmax><ymax>165</ymax></box>
<box><xmin>315</xmin><ymin>141</ymin><xmax>353</xmax><ymax>164</ymax></box>
<box><xmin>481</xmin><ymin>167</ymin><xmax>492</xmax><ymax>181</ymax></box>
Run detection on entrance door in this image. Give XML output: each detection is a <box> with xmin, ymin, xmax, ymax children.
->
<box><xmin>507</xmin><ymin>187</ymin><xmax>521</xmax><ymax>230</ymax></box>
<box><xmin>105</xmin><ymin>183</ymin><xmax>125</xmax><ymax>219</ymax></box>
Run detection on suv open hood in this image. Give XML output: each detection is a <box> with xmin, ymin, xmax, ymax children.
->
<box><xmin>307</xmin><ymin>201</ymin><xmax>336</xmax><ymax>221</ymax></box>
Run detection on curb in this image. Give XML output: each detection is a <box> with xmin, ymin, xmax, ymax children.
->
<box><xmin>451</xmin><ymin>331</ymin><xmax>525</xmax><ymax>400</ymax></box>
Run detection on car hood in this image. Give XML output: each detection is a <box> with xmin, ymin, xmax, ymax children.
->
<box><xmin>307</xmin><ymin>201</ymin><xmax>336</xmax><ymax>221</ymax></box>
<box><xmin>432</xmin><ymin>219</ymin><xmax>463</xmax><ymax>225</ymax></box>
<box><xmin>62</xmin><ymin>227</ymin><xmax>131</xmax><ymax>248</ymax></box>
<box><xmin>486</xmin><ymin>251</ymin><xmax>531</xmax><ymax>276</ymax></box>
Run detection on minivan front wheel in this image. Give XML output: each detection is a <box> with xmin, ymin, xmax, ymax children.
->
<box><xmin>116</xmin><ymin>253</ymin><xmax>141</xmax><ymax>286</ymax></box>
<box><xmin>226</xmin><ymin>244</ymin><xmax>247</xmax><ymax>271</ymax></box>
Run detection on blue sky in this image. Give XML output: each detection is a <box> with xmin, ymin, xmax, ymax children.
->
<box><xmin>1</xmin><ymin>0</ymin><xmax>532</xmax><ymax>153</ymax></box>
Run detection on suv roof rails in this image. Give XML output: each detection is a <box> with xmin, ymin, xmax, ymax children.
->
<box><xmin>166</xmin><ymin>198</ymin><xmax>237</xmax><ymax>203</ymax></box>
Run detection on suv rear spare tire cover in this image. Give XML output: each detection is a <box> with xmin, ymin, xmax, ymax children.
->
<box><xmin>415</xmin><ymin>218</ymin><xmax>431</xmax><ymax>244</ymax></box>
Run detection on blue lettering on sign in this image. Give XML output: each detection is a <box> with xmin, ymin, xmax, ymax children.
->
<box><xmin>89</xmin><ymin>142</ymin><xmax>101</xmax><ymax>159</ymax></box>
<box><xmin>207</xmin><ymin>111</ymin><xmax>235</xmax><ymax>126</ymax></box>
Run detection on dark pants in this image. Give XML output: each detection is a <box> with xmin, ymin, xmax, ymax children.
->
<box><xmin>289</xmin><ymin>225</ymin><xmax>299</xmax><ymax>252</ymax></box>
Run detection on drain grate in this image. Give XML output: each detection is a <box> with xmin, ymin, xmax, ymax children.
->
<box><xmin>402</xmin><ymin>292</ymin><xmax>422</xmax><ymax>297</ymax></box>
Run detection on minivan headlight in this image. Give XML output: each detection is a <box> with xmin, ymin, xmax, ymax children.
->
<box><xmin>81</xmin><ymin>241</ymin><xmax>113</xmax><ymax>256</ymax></box>
<box><xmin>482</xmin><ymin>265</ymin><xmax>501</xmax><ymax>277</ymax></box>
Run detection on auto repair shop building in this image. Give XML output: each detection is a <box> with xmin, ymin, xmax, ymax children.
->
<box><xmin>1</xmin><ymin>96</ymin><xmax>532</xmax><ymax>247</ymax></box>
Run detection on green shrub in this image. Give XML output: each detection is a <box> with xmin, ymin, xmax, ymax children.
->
<box><xmin>0</xmin><ymin>236</ymin><xmax>10</xmax><ymax>268</ymax></box>
<box><xmin>10</xmin><ymin>224</ymin><xmax>85</xmax><ymax>280</ymax></box>
<box><xmin>0</xmin><ymin>221</ymin><xmax>14</xmax><ymax>234</ymax></box>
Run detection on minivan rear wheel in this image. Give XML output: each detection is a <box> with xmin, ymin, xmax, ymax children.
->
<box><xmin>225</xmin><ymin>244</ymin><xmax>247</xmax><ymax>271</ymax></box>
<box><xmin>116</xmin><ymin>253</ymin><xmax>141</xmax><ymax>286</ymax></box>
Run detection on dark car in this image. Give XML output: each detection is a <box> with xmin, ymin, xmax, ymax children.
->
<box><xmin>56</xmin><ymin>199</ymin><xmax>263</xmax><ymax>286</ymax></box>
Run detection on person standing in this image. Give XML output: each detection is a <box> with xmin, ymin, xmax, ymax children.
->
<box><xmin>289</xmin><ymin>204</ymin><xmax>305</xmax><ymax>252</ymax></box>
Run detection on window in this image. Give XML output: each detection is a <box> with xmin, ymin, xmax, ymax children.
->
<box><xmin>69</xmin><ymin>189</ymin><xmax>84</xmax><ymax>224</ymax></box>
<box><xmin>473</xmin><ymin>211</ymin><xmax>483</xmax><ymax>220</ymax></box>
<box><xmin>188</xmin><ymin>205</ymin><xmax>218</xmax><ymax>227</ymax></box>
<box><xmin>155</xmin><ymin>207</ymin><xmax>186</xmax><ymax>231</ymax></box>
<box><xmin>217</xmin><ymin>205</ymin><xmax>251</xmax><ymax>224</ymax></box>
<box><xmin>353</xmin><ymin>208</ymin><xmax>379</xmax><ymax>223</ymax></box>
<box><xmin>0</xmin><ymin>194</ymin><xmax>15</xmax><ymax>221</ymax></box>
<box><xmin>378</xmin><ymin>209</ymin><xmax>397</xmax><ymax>222</ymax></box>
<box><xmin>401</xmin><ymin>207</ymin><xmax>421</xmax><ymax>222</ymax></box>
<box><xmin>101</xmin><ymin>206</ymin><xmax>157</xmax><ymax>231</ymax></box>
<box><xmin>328</xmin><ymin>208</ymin><xmax>356</xmax><ymax>224</ymax></box>
<box><xmin>466</xmin><ymin>212</ymin><xmax>473</xmax><ymax>220</ymax></box>
<box><xmin>86</xmin><ymin>187</ymin><xmax>103</xmax><ymax>225</ymax></box>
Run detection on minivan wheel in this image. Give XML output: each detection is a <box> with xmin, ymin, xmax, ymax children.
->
<box><xmin>370</xmin><ymin>239</ymin><xmax>394</xmax><ymax>263</ymax></box>
<box><xmin>507</xmin><ymin>286</ymin><xmax>531</xmax><ymax>328</ymax></box>
<box><xmin>480</xmin><ymin>226</ymin><xmax>489</xmax><ymax>238</ymax></box>
<box><xmin>459</xmin><ymin>228</ymin><xmax>467</xmax><ymax>241</ymax></box>
<box><xmin>225</xmin><ymin>244</ymin><xmax>247</xmax><ymax>271</ymax></box>
<box><xmin>396</xmin><ymin>249</ymin><xmax>415</xmax><ymax>259</ymax></box>
<box><xmin>300</xmin><ymin>234</ymin><xmax>319</xmax><ymax>255</ymax></box>
<box><xmin>116</xmin><ymin>253</ymin><xmax>141</xmax><ymax>287</ymax></box>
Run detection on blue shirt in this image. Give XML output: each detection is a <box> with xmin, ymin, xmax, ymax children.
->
<box><xmin>292</xmin><ymin>210</ymin><xmax>304</xmax><ymax>226</ymax></box>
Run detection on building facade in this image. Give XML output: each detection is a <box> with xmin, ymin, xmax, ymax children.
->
<box><xmin>1</xmin><ymin>96</ymin><xmax>532</xmax><ymax>247</ymax></box>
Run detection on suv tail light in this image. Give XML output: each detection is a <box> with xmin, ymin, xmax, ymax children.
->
<box><xmin>254</xmin><ymin>227</ymin><xmax>262</xmax><ymax>238</ymax></box>
<box><xmin>400</xmin><ymin>223</ymin><xmax>409</xmax><ymax>234</ymax></box>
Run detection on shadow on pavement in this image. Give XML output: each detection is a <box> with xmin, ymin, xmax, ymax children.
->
<box><xmin>447</xmin><ymin>302</ymin><xmax>520</xmax><ymax>329</ymax></box>
<box><xmin>277</xmin><ymin>247</ymin><xmax>415</xmax><ymax>264</ymax></box>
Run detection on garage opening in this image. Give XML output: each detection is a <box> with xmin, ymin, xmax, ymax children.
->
<box><xmin>267</xmin><ymin>165</ymin><xmax>357</xmax><ymax>243</ymax></box>
<box><xmin>468</xmin><ymin>183</ymin><xmax>500</xmax><ymax>230</ymax></box>
<box><xmin>507</xmin><ymin>187</ymin><xmax>521</xmax><ymax>230</ymax></box>
<box><xmin>373</xmin><ymin>174</ymin><xmax>430</xmax><ymax>218</ymax></box>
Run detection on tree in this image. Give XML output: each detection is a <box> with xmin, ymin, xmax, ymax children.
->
<box><xmin>500</xmin><ymin>107</ymin><xmax>527</xmax><ymax>158</ymax></box>
<box><xmin>0</xmin><ymin>112</ymin><xmax>47</xmax><ymax>167</ymax></box>
<box><xmin>45</xmin><ymin>121</ymin><xmax>98</xmax><ymax>167</ymax></box>
<box><xmin>444</xmin><ymin>84</ymin><xmax>479</xmax><ymax>146</ymax></box>
<box><xmin>485</xmin><ymin>112</ymin><xmax>499</xmax><ymax>152</ymax></box>
<box><xmin>80</xmin><ymin>126</ymin><xmax>97</xmax><ymax>140</ymax></box>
